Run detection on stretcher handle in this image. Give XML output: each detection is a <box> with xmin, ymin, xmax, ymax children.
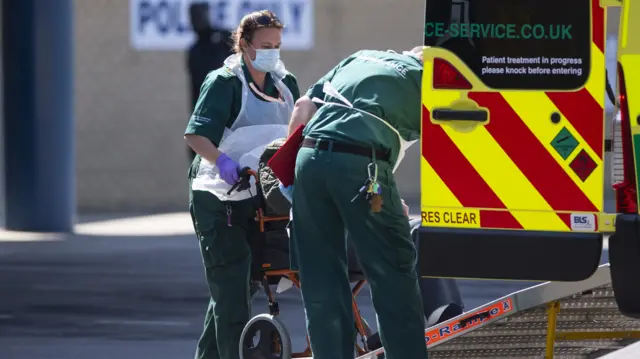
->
<box><xmin>432</xmin><ymin>108</ymin><xmax>488</xmax><ymax>122</ymax></box>
<box><xmin>242</xmin><ymin>167</ymin><xmax>259</xmax><ymax>184</ymax></box>
<box><xmin>226</xmin><ymin>167</ymin><xmax>290</xmax><ymax>232</ymax></box>
<box><xmin>226</xmin><ymin>167</ymin><xmax>259</xmax><ymax>195</ymax></box>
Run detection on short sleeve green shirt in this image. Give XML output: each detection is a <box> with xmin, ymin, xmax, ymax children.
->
<box><xmin>303</xmin><ymin>50</ymin><xmax>423</xmax><ymax>167</ymax></box>
<box><xmin>185</xmin><ymin>57</ymin><xmax>301</xmax><ymax>148</ymax></box>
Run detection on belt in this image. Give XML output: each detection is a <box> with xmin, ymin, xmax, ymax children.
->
<box><xmin>301</xmin><ymin>137</ymin><xmax>390</xmax><ymax>162</ymax></box>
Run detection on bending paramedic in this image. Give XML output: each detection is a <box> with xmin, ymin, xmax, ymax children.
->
<box><xmin>287</xmin><ymin>47</ymin><xmax>428</xmax><ymax>359</ymax></box>
<box><xmin>184</xmin><ymin>10</ymin><xmax>300</xmax><ymax>359</ymax></box>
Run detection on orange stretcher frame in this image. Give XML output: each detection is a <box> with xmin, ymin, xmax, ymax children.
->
<box><xmin>244</xmin><ymin>170</ymin><xmax>372</xmax><ymax>357</ymax></box>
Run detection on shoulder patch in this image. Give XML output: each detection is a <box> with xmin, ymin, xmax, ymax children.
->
<box><xmin>216</xmin><ymin>67</ymin><xmax>236</xmax><ymax>81</ymax></box>
<box><xmin>204</xmin><ymin>67</ymin><xmax>236</xmax><ymax>84</ymax></box>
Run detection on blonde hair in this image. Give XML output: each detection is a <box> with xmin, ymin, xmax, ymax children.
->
<box><xmin>230</xmin><ymin>10</ymin><xmax>285</xmax><ymax>54</ymax></box>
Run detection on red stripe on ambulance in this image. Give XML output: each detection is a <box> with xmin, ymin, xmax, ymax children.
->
<box><xmin>469</xmin><ymin>92</ymin><xmax>599</xmax><ymax>213</ymax></box>
<box><xmin>546</xmin><ymin>88</ymin><xmax>604</xmax><ymax>159</ymax></box>
<box><xmin>479</xmin><ymin>210</ymin><xmax>523</xmax><ymax>229</ymax></box>
<box><xmin>422</xmin><ymin>106</ymin><xmax>523</xmax><ymax>229</ymax></box>
<box><xmin>422</xmin><ymin>106</ymin><xmax>523</xmax><ymax>228</ymax></box>
<box><xmin>556</xmin><ymin>213</ymin><xmax>574</xmax><ymax>231</ymax></box>
<box><xmin>591</xmin><ymin>0</ymin><xmax>604</xmax><ymax>52</ymax></box>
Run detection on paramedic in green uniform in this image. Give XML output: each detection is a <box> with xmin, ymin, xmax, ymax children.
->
<box><xmin>287</xmin><ymin>47</ymin><xmax>428</xmax><ymax>359</ymax></box>
<box><xmin>184</xmin><ymin>10</ymin><xmax>300</xmax><ymax>359</ymax></box>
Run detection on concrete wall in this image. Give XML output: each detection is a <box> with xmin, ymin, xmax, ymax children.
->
<box><xmin>74</xmin><ymin>0</ymin><xmax>621</xmax><ymax>213</ymax></box>
<box><xmin>74</xmin><ymin>0</ymin><xmax>424</xmax><ymax>212</ymax></box>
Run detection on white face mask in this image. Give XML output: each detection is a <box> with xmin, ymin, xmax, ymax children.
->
<box><xmin>249</xmin><ymin>45</ymin><xmax>280</xmax><ymax>72</ymax></box>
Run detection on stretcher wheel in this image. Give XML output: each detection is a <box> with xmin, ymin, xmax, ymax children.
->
<box><xmin>240</xmin><ymin>313</ymin><xmax>292</xmax><ymax>359</ymax></box>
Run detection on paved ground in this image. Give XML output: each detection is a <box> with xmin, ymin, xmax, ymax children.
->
<box><xmin>0</xmin><ymin>213</ymin><xmax>611</xmax><ymax>359</ymax></box>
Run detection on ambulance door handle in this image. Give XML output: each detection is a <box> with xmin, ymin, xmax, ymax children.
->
<box><xmin>432</xmin><ymin>109</ymin><xmax>488</xmax><ymax>122</ymax></box>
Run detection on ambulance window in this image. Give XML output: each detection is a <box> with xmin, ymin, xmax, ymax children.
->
<box><xmin>424</xmin><ymin>0</ymin><xmax>591</xmax><ymax>90</ymax></box>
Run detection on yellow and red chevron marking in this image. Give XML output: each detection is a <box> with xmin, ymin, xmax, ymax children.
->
<box><xmin>421</xmin><ymin>0</ymin><xmax>605</xmax><ymax>232</ymax></box>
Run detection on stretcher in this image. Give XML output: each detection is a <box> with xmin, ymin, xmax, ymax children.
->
<box><xmin>234</xmin><ymin>169</ymin><xmax>374</xmax><ymax>359</ymax></box>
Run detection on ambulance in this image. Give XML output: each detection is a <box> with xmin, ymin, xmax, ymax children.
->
<box><xmin>407</xmin><ymin>0</ymin><xmax>640</xmax><ymax>357</ymax></box>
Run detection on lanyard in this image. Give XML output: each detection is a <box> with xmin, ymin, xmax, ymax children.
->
<box><xmin>249</xmin><ymin>81</ymin><xmax>284</xmax><ymax>103</ymax></box>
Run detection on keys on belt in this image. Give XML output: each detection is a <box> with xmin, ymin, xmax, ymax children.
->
<box><xmin>301</xmin><ymin>137</ymin><xmax>386</xmax><ymax>213</ymax></box>
<box><xmin>351</xmin><ymin>163</ymin><xmax>383</xmax><ymax>213</ymax></box>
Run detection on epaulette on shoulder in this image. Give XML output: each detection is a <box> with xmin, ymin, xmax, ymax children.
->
<box><xmin>202</xmin><ymin>67</ymin><xmax>236</xmax><ymax>86</ymax></box>
<box><xmin>214</xmin><ymin>66</ymin><xmax>236</xmax><ymax>81</ymax></box>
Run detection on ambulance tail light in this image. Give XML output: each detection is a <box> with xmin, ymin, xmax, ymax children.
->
<box><xmin>433</xmin><ymin>58</ymin><xmax>472</xmax><ymax>90</ymax></box>
<box><xmin>612</xmin><ymin>62</ymin><xmax>638</xmax><ymax>214</ymax></box>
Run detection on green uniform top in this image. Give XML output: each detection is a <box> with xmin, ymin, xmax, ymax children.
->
<box><xmin>185</xmin><ymin>56</ymin><xmax>301</xmax><ymax>149</ymax></box>
<box><xmin>304</xmin><ymin>49</ymin><xmax>423</xmax><ymax>167</ymax></box>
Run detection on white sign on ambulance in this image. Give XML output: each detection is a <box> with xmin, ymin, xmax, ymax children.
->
<box><xmin>130</xmin><ymin>0</ymin><xmax>314</xmax><ymax>50</ymax></box>
<box><xmin>570</xmin><ymin>213</ymin><xmax>596</xmax><ymax>231</ymax></box>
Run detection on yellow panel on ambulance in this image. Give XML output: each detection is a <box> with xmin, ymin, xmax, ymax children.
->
<box><xmin>417</xmin><ymin>0</ymin><xmax>606</xmax><ymax>282</ymax></box>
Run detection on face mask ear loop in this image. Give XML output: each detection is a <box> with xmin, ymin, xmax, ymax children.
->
<box><xmin>248</xmin><ymin>43</ymin><xmax>258</xmax><ymax>59</ymax></box>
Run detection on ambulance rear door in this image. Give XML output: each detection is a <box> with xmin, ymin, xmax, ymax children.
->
<box><xmin>418</xmin><ymin>0</ymin><xmax>607</xmax><ymax>281</ymax></box>
<box><xmin>608</xmin><ymin>0</ymin><xmax>640</xmax><ymax>318</ymax></box>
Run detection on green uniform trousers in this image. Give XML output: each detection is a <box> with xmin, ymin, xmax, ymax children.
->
<box><xmin>189</xmin><ymin>180</ymin><xmax>258</xmax><ymax>359</ymax></box>
<box><xmin>291</xmin><ymin>146</ymin><xmax>428</xmax><ymax>359</ymax></box>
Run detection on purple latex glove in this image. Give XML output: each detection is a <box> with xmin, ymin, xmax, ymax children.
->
<box><xmin>215</xmin><ymin>153</ymin><xmax>241</xmax><ymax>185</ymax></box>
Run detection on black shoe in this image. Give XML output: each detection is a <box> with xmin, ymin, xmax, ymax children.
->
<box><xmin>438</xmin><ymin>303</ymin><xmax>464</xmax><ymax>324</ymax></box>
<box><xmin>426</xmin><ymin>303</ymin><xmax>465</xmax><ymax>327</ymax></box>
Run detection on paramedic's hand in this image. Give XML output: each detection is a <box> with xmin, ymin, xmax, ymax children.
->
<box><xmin>279</xmin><ymin>183</ymin><xmax>294</xmax><ymax>203</ymax></box>
<box><xmin>216</xmin><ymin>153</ymin><xmax>241</xmax><ymax>185</ymax></box>
<box><xmin>401</xmin><ymin>199</ymin><xmax>409</xmax><ymax>217</ymax></box>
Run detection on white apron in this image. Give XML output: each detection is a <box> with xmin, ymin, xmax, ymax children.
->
<box><xmin>191</xmin><ymin>54</ymin><xmax>295</xmax><ymax>201</ymax></box>
<box><xmin>311</xmin><ymin>82</ymin><xmax>418</xmax><ymax>173</ymax></box>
